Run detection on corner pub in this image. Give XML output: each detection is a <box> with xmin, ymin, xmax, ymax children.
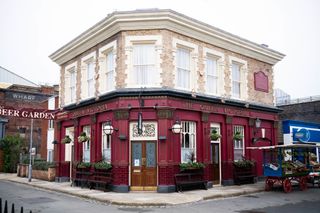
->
<box><xmin>50</xmin><ymin>9</ymin><xmax>284</xmax><ymax>192</ymax></box>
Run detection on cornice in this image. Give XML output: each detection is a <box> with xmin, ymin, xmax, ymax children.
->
<box><xmin>49</xmin><ymin>9</ymin><xmax>285</xmax><ymax>65</ymax></box>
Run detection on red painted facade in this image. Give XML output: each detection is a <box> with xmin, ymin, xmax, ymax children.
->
<box><xmin>55</xmin><ymin>94</ymin><xmax>279</xmax><ymax>191</ymax></box>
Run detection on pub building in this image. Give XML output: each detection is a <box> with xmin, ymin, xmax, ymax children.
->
<box><xmin>50</xmin><ymin>9</ymin><xmax>285</xmax><ymax>192</ymax></box>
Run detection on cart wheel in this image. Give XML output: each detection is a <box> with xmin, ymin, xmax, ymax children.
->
<box><xmin>283</xmin><ymin>178</ymin><xmax>292</xmax><ymax>193</ymax></box>
<box><xmin>265</xmin><ymin>179</ymin><xmax>274</xmax><ymax>191</ymax></box>
<box><xmin>299</xmin><ymin>177</ymin><xmax>307</xmax><ymax>191</ymax></box>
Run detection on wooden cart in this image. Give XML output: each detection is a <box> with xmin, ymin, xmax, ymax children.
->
<box><xmin>248</xmin><ymin>144</ymin><xmax>320</xmax><ymax>193</ymax></box>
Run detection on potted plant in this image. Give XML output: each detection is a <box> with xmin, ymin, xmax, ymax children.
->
<box><xmin>78</xmin><ymin>132</ymin><xmax>90</xmax><ymax>143</ymax></box>
<box><xmin>233</xmin><ymin>131</ymin><xmax>243</xmax><ymax>141</ymax></box>
<box><xmin>77</xmin><ymin>162</ymin><xmax>91</xmax><ymax>169</ymax></box>
<box><xmin>233</xmin><ymin>156</ymin><xmax>255</xmax><ymax>169</ymax></box>
<box><xmin>179</xmin><ymin>152</ymin><xmax>205</xmax><ymax>171</ymax></box>
<box><xmin>210</xmin><ymin>129</ymin><xmax>221</xmax><ymax>141</ymax></box>
<box><xmin>61</xmin><ymin>135</ymin><xmax>72</xmax><ymax>144</ymax></box>
<box><xmin>93</xmin><ymin>161</ymin><xmax>112</xmax><ymax>170</ymax></box>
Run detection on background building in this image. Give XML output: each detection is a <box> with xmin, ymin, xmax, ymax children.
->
<box><xmin>0</xmin><ymin>66</ymin><xmax>58</xmax><ymax>162</ymax></box>
<box><xmin>50</xmin><ymin>9</ymin><xmax>284</xmax><ymax>192</ymax></box>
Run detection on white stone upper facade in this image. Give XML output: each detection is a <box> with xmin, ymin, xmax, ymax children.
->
<box><xmin>50</xmin><ymin>9</ymin><xmax>285</xmax><ymax>108</ymax></box>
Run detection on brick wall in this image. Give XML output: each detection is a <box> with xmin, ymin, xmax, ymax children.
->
<box><xmin>60</xmin><ymin>29</ymin><xmax>275</xmax><ymax>106</ymax></box>
<box><xmin>278</xmin><ymin>100</ymin><xmax>320</xmax><ymax>144</ymax></box>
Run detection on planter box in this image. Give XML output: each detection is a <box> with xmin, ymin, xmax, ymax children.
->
<box><xmin>17</xmin><ymin>164</ymin><xmax>29</xmax><ymax>177</ymax></box>
<box><xmin>25</xmin><ymin>167</ymin><xmax>56</xmax><ymax>181</ymax></box>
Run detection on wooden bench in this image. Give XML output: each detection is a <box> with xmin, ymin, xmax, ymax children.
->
<box><xmin>72</xmin><ymin>170</ymin><xmax>92</xmax><ymax>188</ymax></box>
<box><xmin>174</xmin><ymin>172</ymin><xmax>208</xmax><ymax>192</ymax></box>
<box><xmin>233</xmin><ymin>167</ymin><xmax>256</xmax><ymax>185</ymax></box>
<box><xmin>88</xmin><ymin>169</ymin><xmax>112</xmax><ymax>191</ymax></box>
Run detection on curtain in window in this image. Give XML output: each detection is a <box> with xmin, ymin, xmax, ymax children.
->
<box><xmin>70</xmin><ymin>70</ymin><xmax>76</xmax><ymax>102</ymax></box>
<box><xmin>181</xmin><ymin>121</ymin><xmax>196</xmax><ymax>162</ymax></box>
<box><xmin>206</xmin><ymin>57</ymin><xmax>218</xmax><ymax>94</ymax></box>
<box><xmin>177</xmin><ymin>48</ymin><xmax>190</xmax><ymax>89</ymax></box>
<box><xmin>106</xmin><ymin>52</ymin><xmax>114</xmax><ymax>91</ymax></box>
<box><xmin>232</xmin><ymin>63</ymin><xmax>241</xmax><ymax>98</ymax></box>
<box><xmin>133</xmin><ymin>44</ymin><xmax>155</xmax><ymax>86</ymax></box>
<box><xmin>87</xmin><ymin>62</ymin><xmax>94</xmax><ymax>97</ymax></box>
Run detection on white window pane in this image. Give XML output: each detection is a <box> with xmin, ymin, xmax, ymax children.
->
<box><xmin>133</xmin><ymin>44</ymin><xmax>155</xmax><ymax>86</ymax></box>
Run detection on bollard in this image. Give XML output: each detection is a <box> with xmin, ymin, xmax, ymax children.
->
<box><xmin>4</xmin><ymin>201</ymin><xmax>7</xmax><ymax>213</ymax></box>
<box><xmin>0</xmin><ymin>198</ymin><xmax>2</xmax><ymax>213</ymax></box>
<box><xmin>11</xmin><ymin>203</ymin><xmax>14</xmax><ymax>213</ymax></box>
<box><xmin>20</xmin><ymin>207</ymin><xmax>23</xmax><ymax>213</ymax></box>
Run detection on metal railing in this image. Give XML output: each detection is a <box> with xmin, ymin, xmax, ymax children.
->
<box><xmin>276</xmin><ymin>95</ymin><xmax>320</xmax><ymax>106</ymax></box>
<box><xmin>0</xmin><ymin>198</ymin><xmax>32</xmax><ymax>213</ymax></box>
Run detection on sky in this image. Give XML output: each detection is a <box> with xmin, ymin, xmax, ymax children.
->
<box><xmin>0</xmin><ymin>0</ymin><xmax>319</xmax><ymax>99</ymax></box>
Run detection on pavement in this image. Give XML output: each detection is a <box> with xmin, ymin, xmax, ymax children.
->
<box><xmin>0</xmin><ymin>173</ymin><xmax>265</xmax><ymax>206</ymax></box>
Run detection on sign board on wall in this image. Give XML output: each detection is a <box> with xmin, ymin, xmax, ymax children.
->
<box><xmin>130</xmin><ymin>122</ymin><xmax>158</xmax><ymax>141</ymax></box>
<box><xmin>0</xmin><ymin>105</ymin><xmax>56</xmax><ymax>120</ymax></box>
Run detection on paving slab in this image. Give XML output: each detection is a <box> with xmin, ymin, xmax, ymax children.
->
<box><xmin>0</xmin><ymin>173</ymin><xmax>265</xmax><ymax>206</ymax></box>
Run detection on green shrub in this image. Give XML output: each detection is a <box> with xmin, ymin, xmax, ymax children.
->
<box><xmin>0</xmin><ymin>135</ymin><xmax>24</xmax><ymax>173</ymax></box>
<box><xmin>77</xmin><ymin>162</ymin><xmax>91</xmax><ymax>169</ymax></box>
<box><xmin>93</xmin><ymin>161</ymin><xmax>112</xmax><ymax>170</ymax></box>
<box><xmin>33</xmin><ymin>160</ymin><xmax>56</xmax><ymax>171</ymax></box>
<box><xmin>179</xmin><ymin>162</ymin><xmax>205</xmax><ymax>171</ymax></box>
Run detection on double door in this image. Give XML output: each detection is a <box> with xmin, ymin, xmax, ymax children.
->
<box><xmin>131</xmin><ymin>141</ymin><xmax>157</xmax><ymax>190</ymax></box>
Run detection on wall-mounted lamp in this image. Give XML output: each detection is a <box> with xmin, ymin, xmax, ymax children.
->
<box><xmin>103</xmin><ymin>120</ymin><xmax>118</xmax><ymax>135</ymax></box>
<box><xmin>170</xmin><ymin>120</ymin><xmax>182</xmax><ymax>134</ymax></box>
<box><xmin>255</xmin><ymin>118</ymin><xmax>261</xmax><ymax>128</ymax></box>
<box><xmin>52</xmin><ymin>140</ymin><xmax>58</xmax><ymax>145</ymax></box>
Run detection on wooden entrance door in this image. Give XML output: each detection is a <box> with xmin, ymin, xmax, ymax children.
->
<box><xmin>211</xmin><ymin>142</ymin><xmax>220</xmax><ymax>184</ymax></box>
<box><xmin>131</xmin><ymin>141</ymin><xmax>157</xmax><ymax>190</ymax></box>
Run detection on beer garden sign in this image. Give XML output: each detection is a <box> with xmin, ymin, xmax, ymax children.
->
<box><xmin>0</xmin><ymin>105</ymin><xmax>56</xmax><ymax>120</ymax></box>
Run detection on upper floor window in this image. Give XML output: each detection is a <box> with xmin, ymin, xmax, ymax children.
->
<box><xmin>69</xmin><ymin>69</ymin><xmax>76</xmax><ymax>102</ymax></box>
<box><xmin>229</xmin><ymin>56</ymin><xmax>248</xmax><ymax>100</ymax></box>
<box><xmin>133</xmin><ymin>44</ymin><xmax>155</xmax><ymax>86</ymax></box>
<box><xmin>181</xmin><ymin>121</ymin><xmax>196</xmax><ymax>163</ymax></box>
<box><xmin>106</xmin><ymin>51</ymin><xmax>114</xmax><ymax>91</ymax></box>
<box><xmin>232</xmin><ymin>63</ymin><xmax>241</xmax><ymax>98</ymax></box>
<box><xmin>176</xmin><ymin>48</ymin><xmax>191</xmax><ymax>89</ymax></box>
<box><xmin>206</xmin><ymin>57</ymin><xmax>218</xmax><ymax>94</ymax></box>
<box><xmin>87</xmin><ymin>61</ymin><xmax>94</xmax><ymax>97</ymax></box>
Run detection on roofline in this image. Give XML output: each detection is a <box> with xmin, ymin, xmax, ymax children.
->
<box><xmin>0</xmin><ymin>66</ymin><xmax>38</xmax><ymax>87</ymax></box>
<box><xmin>49</xmin><ymin>9</ymin><xmax>285</xmax><ymax>65</ymax></box>
<box><xmin>63</xmin><ymin>88</ymin><xmax>282</xmax><ymax>114</ymax></box>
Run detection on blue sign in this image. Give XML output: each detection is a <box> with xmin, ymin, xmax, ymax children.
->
<box><xmin>292</xmin><ymin>128</ymin><xmax>320</xmax><ymax>143</ymax></box>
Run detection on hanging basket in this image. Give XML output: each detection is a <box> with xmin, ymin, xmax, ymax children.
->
<box><xmin>78</xmin><ymin>132</ymin><xmax>90</xmax><ymax>143</ymax></box>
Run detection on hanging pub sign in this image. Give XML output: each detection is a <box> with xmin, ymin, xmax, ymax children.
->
<box><xmin>0</xmin><ymin>105</ymin><xmax>56</xmax><ymax>120</ymax></box>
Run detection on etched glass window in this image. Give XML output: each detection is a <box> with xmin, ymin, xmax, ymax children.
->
<box><xmin>102</xmin><ymin>123</ymin><xmax>111</xmax><ymax>162</ymax></box>
<box><xmin>233</xmin><ymin>125</ymin><xmax>244</xmax><ymax>161</ymax></box>
<box><xmin>181</xmin><ymin>121</ymin><xmax>196</xmax><ymax>163</ymax></box>
<box><xmin>146</xmin><ymin>142</ymin><xmax>156</xmax><ymax>167</ymax></box>
<box><xmin>82</xmin><ymin>125</ymin><xmax>91</xmax><ymax>162</ymax></box>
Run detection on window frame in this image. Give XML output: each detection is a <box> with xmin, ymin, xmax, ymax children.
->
<box><xmin>82</xmin><ymin>125</ymin><xmax>91</xmax><ymax>163</ymax></box>
<box><xmin>132</xmin><ymin>43</ymin><xmax>156</xmax><ymax>87</ymax></box>
<box><xmin>176</xmin><ymin>47</ymin><xmax>191</xmax><ymax>90</ymax></box>
<box><xmin>206</xmin><ymin>55</ymin><xmax>219</xmax><ymax>94</ymax></box>
<box><xmin>180</xmin><ymin>121</ymin><xmax>197</xmax><ymax>163</ymax></box>
<box><xmin>233</xmin><ymin>125</ymin><xmax>245</xmax><ymax>161</ymax></box>
<box><xmin>101</xmin><ymin>122</ymin><xmax>112</xmax><ymax>163</ymax></box>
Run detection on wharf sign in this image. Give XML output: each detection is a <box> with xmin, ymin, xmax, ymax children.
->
<box><xmin>0</xmin><ymin>105</ymin><xmax>56</xmax><ymax>120</ymax></box>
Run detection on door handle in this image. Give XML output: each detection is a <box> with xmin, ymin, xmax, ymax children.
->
<box><xmin>142</xmin><ymin>158</ymin><xmax>146</xmax><ymax>166</ymax></box>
